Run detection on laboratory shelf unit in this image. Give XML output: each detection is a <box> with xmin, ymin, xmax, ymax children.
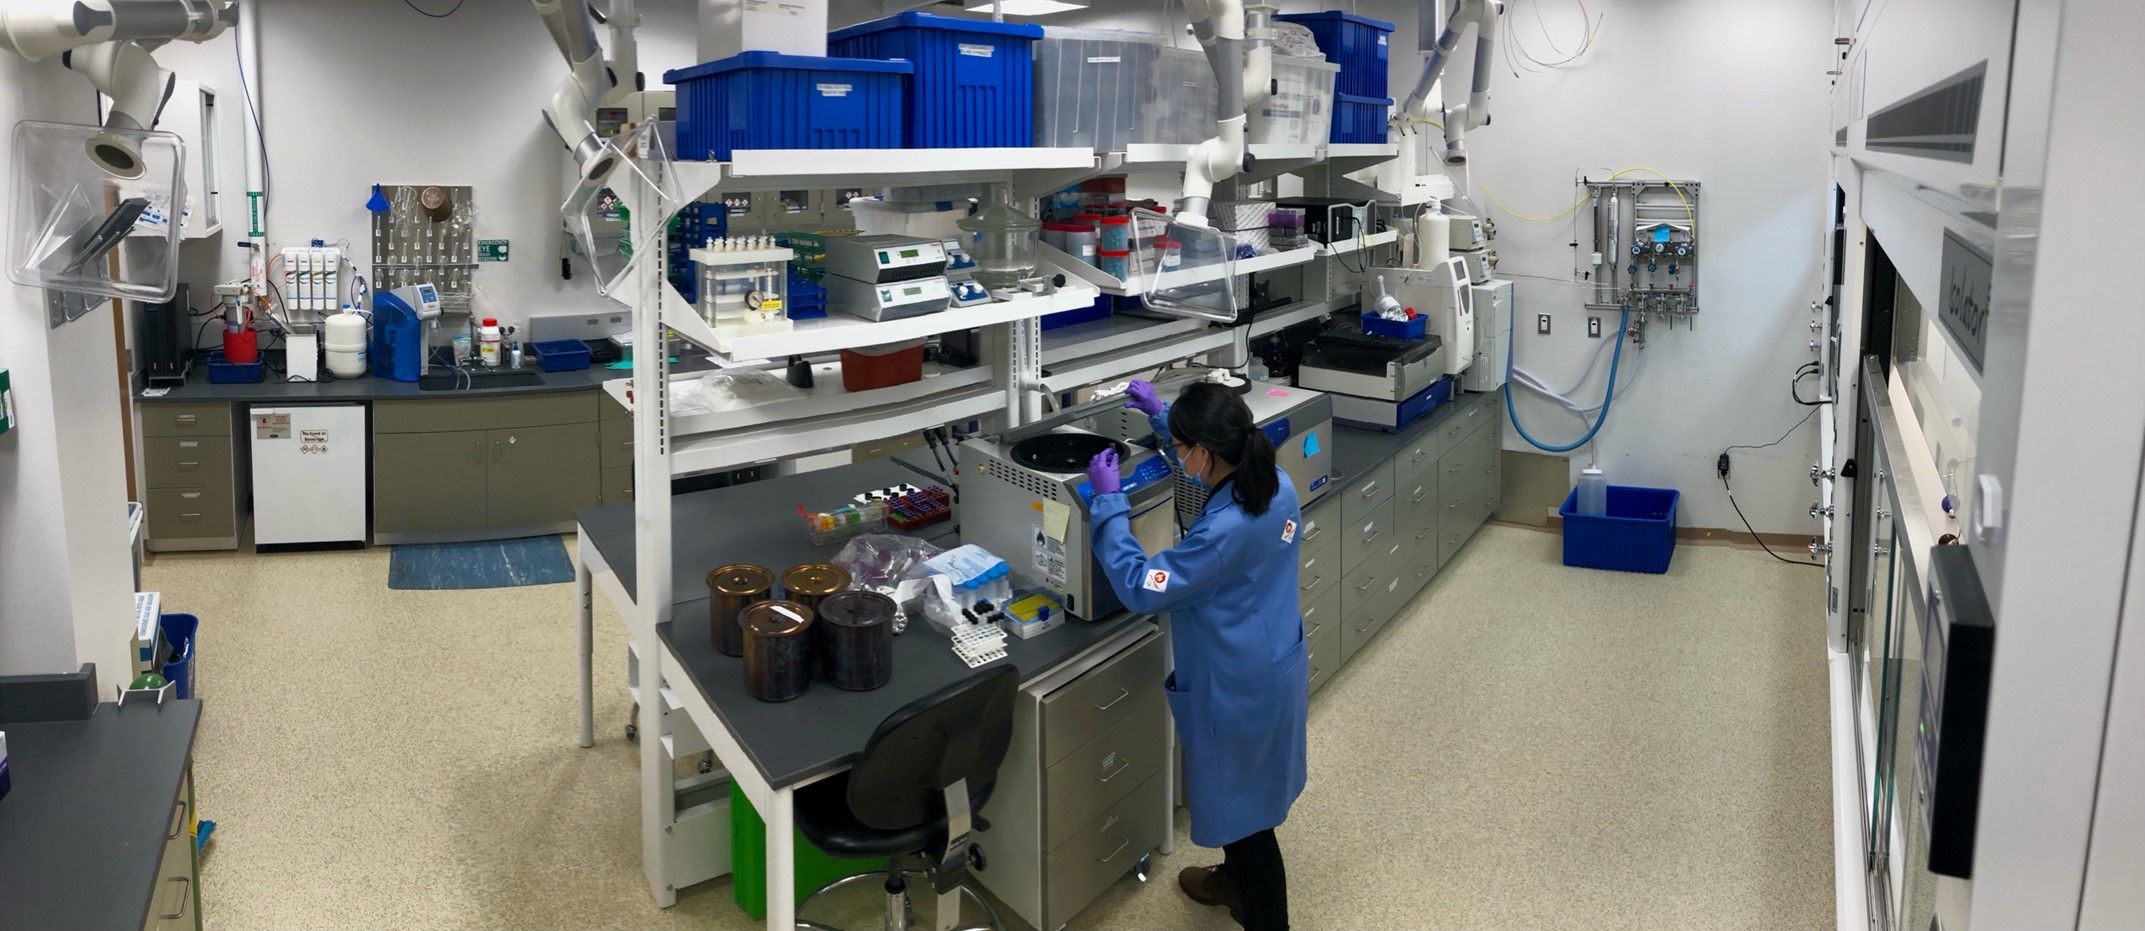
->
<box><xmin>1041</xmin><ymin>242</ymin><xmax>1317</xmax><ymax>297</ymax></box>
<box><xmin>1315</xmin><ymin>229</ymin><xmax>1399</xmax><ymax>257</ymax></box>
<box><xmin>666</xmin><ymin>147</ymin><xmax>1097</xmax><ymax>201</ymax></box>
<box><xmin>1247</xmin><ymin>298</ymin><xmax>1344</xmax><ymax>339</ymax></box>
<box><xmin>662</xmin><ymin>283</ymin><xmax>1101</xmax><ymax>362</ymax></box>
<box><xmin>1037</xmin><ymin>314</ymin><xmax>1237</xmax><ymax>393</ymax></box>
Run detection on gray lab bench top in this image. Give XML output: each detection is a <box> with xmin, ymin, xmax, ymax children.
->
<box><xmin>0</xmin><ymin>700</ymin><xmax>202</xmax><ymax>931</ymax></box>
<box><xmin>132</xmin><ymin>350</ymin><xmax>727</xmax><ymax>403</ymax></box>
<box><xmin>577</xmin><ymin>459</ymin><xmax>1152</xmax><ymax>789</ymax></box>
<box><xmin>1330</xmin><ymin>388</ymin><xmax>1501</xmax><ymax>484</ymax></box>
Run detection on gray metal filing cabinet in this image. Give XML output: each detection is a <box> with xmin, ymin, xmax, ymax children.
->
<box><xmin>975</xmin><ymin>628</ymin><xmax>1171</xmax><ymax>931</ymax></box>
<box><xmin>1312</xmin><ymin>390</ymin><xmax>1504</xmax><ymax>674</ymax></box>
<box><xmin>141</xmin><ymin>403</ymin><xmax>241</xmax><ymax>552</ymax></box>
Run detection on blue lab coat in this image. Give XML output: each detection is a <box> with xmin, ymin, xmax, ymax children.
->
<box><xmin>1090</xmin><ymin>423</ymin><xmax>1310</xmax><ymax>847</ymax></box>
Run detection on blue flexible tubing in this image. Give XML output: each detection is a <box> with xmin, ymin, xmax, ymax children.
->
<box><xmin>1504</xmin><ymin>301</ymin><xmax>1631</xmax><ymax>453</ymax></box>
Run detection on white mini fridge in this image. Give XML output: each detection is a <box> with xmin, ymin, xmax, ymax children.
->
<box><xmin>250</xmin><ymin>404</ymin><xmax>368</xmax><ymax>546</ymax></box>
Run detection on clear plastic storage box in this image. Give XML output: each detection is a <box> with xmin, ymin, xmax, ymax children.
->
<box><xmin>1033</xmin><ymin>28</ymin><xmax>1214</xmax><ymax>151</ymax></box>
<box><xmin>1250</xmin><ymin>55</ymin><xmax>1339</xmax><ymax>146</ymax></box>
<box><xmin>7</xmin><ymin>121</ymin><xmax>186</xmax><ymax>303</ymax></box>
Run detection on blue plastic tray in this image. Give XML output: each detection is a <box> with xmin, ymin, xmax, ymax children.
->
<box><xmin>530</xmin><ymin>339</ymin><xmax>592</xmax><ymax>373</ymax></box>
<box><xmin>1560</xmin><ymin>485</ymin><xmax>1680</xmax><ymax>574</ymax></box>
<box><xmin>205</xmin><ymin>350</ymin><xmax>263</xmax><ymax>384</ymax></box>
<box><xmin>1361</xmin><ymin>311</ymin><xmax>1426</xmax><ymax>339</ymax></box>
<box><xmin>1275</xmin><ymin>11</ymin><xmax>1395</xmax><ymax>98</ymax></box>
<box><xmin>667</xmin><ymin>53</ymin><xmax>911</xmax><ymax>161</ymax></box>
<box><xmin>829</xmin><ymin>12</ymin><xmax>1041</xmax><ymax>148</ymax></box>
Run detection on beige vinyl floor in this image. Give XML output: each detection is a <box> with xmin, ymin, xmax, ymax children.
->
<box><xmin>145</xmin><ymin>522</ymin><xmax>1833</xmax><ymax>930</ymax></box>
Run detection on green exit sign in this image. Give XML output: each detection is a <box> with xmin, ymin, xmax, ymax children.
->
<box><xmin>478</xmin><ymin>239</ymin><xmax>510</xmax><ymax>262</ymax></box>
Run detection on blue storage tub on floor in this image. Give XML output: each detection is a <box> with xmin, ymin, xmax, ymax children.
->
<box><xmin>1275</xmin><ymin>11</ymin><xmax>1395</xmax><ymax>98</ymax></box>
<box><xmin>1560</xmin><ymin>485</ymin><xmax>1680</xmax><ymax>574</ymax></box>
<box><xmin>829</xmin><ymin>12</ymin><xmax>1041</xmax><ymax>148</ymax></box>
<box><xmin>159</xmin><ymin>613</ymin><xmax>198</xmax><ymax>699</ymax></box>
<box><xmin>1332</xmin><ymin>93</ymin><xmax>1393</xmax><ymax>143</ymax></box>
<box><xmin>667</xmin><ymin>53</ymin><xmax>911</xmax><ymax>161</ymax></box>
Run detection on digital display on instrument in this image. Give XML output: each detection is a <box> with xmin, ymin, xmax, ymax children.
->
<box><xmin>899</xmin><ymin>248</ymin><xmax>920</xmax><ymax>259</ymax></box>
<box><xmin>904</xmin><ymin>286</ymin><xmax>922</xmax><ymax>296</ymax></box>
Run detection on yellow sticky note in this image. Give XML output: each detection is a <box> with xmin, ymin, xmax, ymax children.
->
<box><xmin>1041</xmin><ymin>501</ymin><xmax>1071</xmax><ymax>542</ymax></box>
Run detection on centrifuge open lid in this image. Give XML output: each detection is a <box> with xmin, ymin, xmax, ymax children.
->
<box><xmin>1008</xmin><ymin>430</ymin><xmax>1130</xmax><ymax>474</ymax></box>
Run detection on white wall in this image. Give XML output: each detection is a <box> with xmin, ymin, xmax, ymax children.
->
<box><xmin>0</xmin><ymin>58</ymin><xmax>143</xmax><ymax>681</ymax></box>
<box><xmin>152</xmin><ymin>0</ymin><xmax>705</xmax><ymax>336</ymax></box>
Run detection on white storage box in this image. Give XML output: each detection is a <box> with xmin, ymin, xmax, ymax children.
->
<box><xmin>849</xmin><ymin>198</ymin><xmax>968</xmax><ymax>240</ymax></box>
<box><xmin>1034</xmin><ymin>28</ymin><xmax>1214</xmax><ymax>151</ymax></box>
<box><xmin>1249</xmin><ymin>55</ymin><xmax>1338</xmax><ymax>146</ymax></box>
<box><xmin>1208</xmin><ymin>200</ymin><xmax>1277</xmax><ymax>232</ymax></box>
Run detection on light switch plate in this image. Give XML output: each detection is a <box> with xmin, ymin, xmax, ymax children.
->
<box><xmin>1536</xmin><ymin>314</ymin><xmax>1552</xmax><ymax>335</ymax></box>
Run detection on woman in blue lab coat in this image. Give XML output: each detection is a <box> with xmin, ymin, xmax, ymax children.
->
<box><xmin>1086</xmin><ymin>379</ymin><xmax>1309</xmax><ymax>931</ymax></box>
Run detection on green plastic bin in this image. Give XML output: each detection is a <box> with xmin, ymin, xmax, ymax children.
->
<box><xmin>730</xmin><ymin>781</ymin><xmax>886</xmax><ymax>919</ymax></box>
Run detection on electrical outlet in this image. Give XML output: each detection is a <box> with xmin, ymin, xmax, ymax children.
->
<box><xmin>1587</xmin><ymin>317</ymin><xmax>1602</xmax><ymax>338</ymax></box>
<box><xmin>1536</xmin><ymin>314</ymin><xmax>1552</xmax><ymax>335</ymax></box>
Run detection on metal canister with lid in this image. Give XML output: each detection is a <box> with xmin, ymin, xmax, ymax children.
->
<box><xmin>706</xmin><ymin>564</ymin><xmax>775</xmax><ymax>657</ymax></box>
<box><xmin>815</xmin><ymin>590</ymin><xmax>895</xmax><ymax>691</ymax></box>
<box><xmin>740</xmin><ymin>601</ymin><xmax>814</xmax><ymax>702</ymax></box>
<box><xmin>782</xmin><ymin>562</ymin><xmax>850</xmax><ymax>674</ymax></box>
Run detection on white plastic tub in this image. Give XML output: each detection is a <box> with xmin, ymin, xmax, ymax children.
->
<box><xmin>1250</xmin><ymin>55</ymin><xmax>1340</xmax><ymax>145</ymax></box>
<box><xmin>1034</xmin><ymin>28</ymin><xmax>1214</xmax><ymax>151</ymax></box>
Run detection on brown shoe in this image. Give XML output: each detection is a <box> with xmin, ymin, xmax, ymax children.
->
<box><xmin>1179</xmin><ymin>864</ymin><xmax>1240</xmax><ymax>910</ymax></box>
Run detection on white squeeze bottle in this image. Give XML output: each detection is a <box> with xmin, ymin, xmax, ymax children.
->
<box><xmin>1577</xmin><ymin>466</ymin><xmax>1608</xmax><ymax>517</ymax></box>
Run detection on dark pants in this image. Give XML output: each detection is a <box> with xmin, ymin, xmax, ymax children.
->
<box><xmin>1224</xmin><ymin>828</ymin><xmax>1289</xmax><ymax>931</ymax></box>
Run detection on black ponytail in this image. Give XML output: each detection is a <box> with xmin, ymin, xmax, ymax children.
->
<box><xmin>1167</xmin><ymin>381</ymin><xmax>1282</xmax><ymax>516</ymax></box>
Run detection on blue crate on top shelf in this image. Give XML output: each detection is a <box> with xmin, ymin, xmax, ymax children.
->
<box><xmin>666</xmin><ymin>53</ymin><xmax>911</xmax><ymax>161</ymax></box>
<box><xmin>829</xmin><ymin>12</ymin><xmax>1042</xmax><ymax>148</ymax></box>
<box><xmin>1274</xmin><ymin>11</ymin><xmax>1395</xmax><ymax>98</ymax></box>
<box><xmin>1331</xmin><ymin>93</ymin><xmax>1393</xmax><ymax>143</ymax></box>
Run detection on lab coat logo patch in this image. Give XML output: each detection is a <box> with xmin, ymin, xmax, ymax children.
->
<box><xmin>1143</xmin><ymin>569</ymin><xmax>1170</xmax><ymax>592</ymax></box>
<box><xmin>1281</xmin><ymin>519</ymin><xmax>1297</xmax><ymax>543</ymax></box>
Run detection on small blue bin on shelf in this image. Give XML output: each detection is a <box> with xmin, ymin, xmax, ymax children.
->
<box><xmin>1331</xmin><ymin>93</ymin><xmax>1393</xmax><ymax>143</ymax></box>
<box><xmin>1560</xmin><ymin>485</ymin><xmax>1680</xmax><ymax>574</ymax></box>
<box><xmin>530</xmin><ymin>339</ymin><xmax>592</xmax><ymax>373</ymax></box>
<box><xmin>829</xmin><ymin>12</ymin><xmax>1041</xmax><ymax>148</ymax></box>
<box><xmin>204</xmin><ymin>350</ymin><xmax>263</xmax><ymax>384</ymax></box>
<box><xmin>789</xmin><ymin>272</ymin><xmax>829</xmax><ymax>320</ymax></box>
<box><xmin>1361</xmin><ymin>311</ymin><xmax>1426</xmax><ymax>340</ymax></box>
<box><xmin>667</xmin><ymin>53</ymin><xmax>911</xmax><ymax>161</ymax></box>
<box><xmin>1042</xmin><ymin>294</ymin><xmax>1113</xmax><ymax>331</ymax></box>
<box><xmin>159</xmin><ymin>613</ymin><xmax>198</xmax><ymax>699</ymax></box>
<box><xmin>1274</xmin><ymin>11</ymin><xmax>1394</xmax><ymax>98</ymax></box>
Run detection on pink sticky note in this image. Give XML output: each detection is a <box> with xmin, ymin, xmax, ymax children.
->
<box><xmin>1266</xmin><ymin>388</ymin><xmax>1290</xmax><ymax>397</ymax></box>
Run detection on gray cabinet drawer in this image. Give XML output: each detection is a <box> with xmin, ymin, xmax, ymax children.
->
<box><xmin>1340</xmin><ymin>572</ymin><xmax>1400</xmax><ymax>663</ymax></box>
<box><xmin>1296</xmin><ymin>540</ymin><xmax>1340</xmax><ymax>603</ymax></box>
<box><xmin>141</xmin><ymin>403</ymin><xmax>231</xmax><ymax>438</ymax></box>
<box><xmin>1340</xmin><ymin>497</ymin><xmax>1395</xmax><ymax>571</ymax></box>
<box><xmin>1300</xmin><ymin>585</ymin><xmax>1339</xmax><ymax>643</ymax></box>
<box><xmin>600</xmin><ymin>389</ymin><xmax>630</xmax><ymax>421</ymax></box>
<box><xmin>373</xmin><ymin>391</ymin><xmax>597</xmax><ymax>434</ymax></box>
<box><xmin>1339</xmin><ymin>459</ymin><xmax>1394</xmax><ymax>525</ymax></box>
<box><xmin>1440</xmin><ymin>390</ymin><xmax>1495</xmax><ymax>448</ymax></box>
<box><xmin>602</xmin><ymin>465</ymin><xmax>634</xmax><ymax>504</ymax></box>
<box><xmin>1395</xmin><ymin>469</ymin><xmax>1439</xmax><ymax>541</ymax></box>
<box><xmin>1043</xmin><ymin>698</ymin><xmax>1167</xmax><ymax>849</ymax></box>
<box><xmin>599</xmin><ymin>418</ymin><xmax>635</xmax><ymax>470</ymax></box>
<box><xmin>1040</xmin><ymin>632</ymin><xmax>1166</xmax><ymax>767</ymax></box>
<box><xmin>147</xmin><ymin>487</ymin><xmax>235</xmax><ymax>541</ymax></box>
<box><xmin>1306</xmin><ymin>615</ymin><xmax>1343</xmax><ymax>694</ymax></box>
<box><xmin>1298</xmin><ymin>493</ymin><xmax>1339</xmax><ymax>548</ymax></box>
<box><xmin>144</xmin><ymin>436</ymin><xmax>232</xmax><ymax>490</ymax></box>
<box><xmin>1396</xmin><ymin>430</ymin><xmax>1443</xmax><ymax>485</ymax></box>
<box><xmin>1042</xmin><ymin>772</ymin><xmax>1169</xmax><ymax>928</ymax></box>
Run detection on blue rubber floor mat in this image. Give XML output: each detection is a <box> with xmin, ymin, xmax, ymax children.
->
<box><xmin>389</xmin><ymin>535</ymin><xmax>575</xmax><ymax>590</ymax></box>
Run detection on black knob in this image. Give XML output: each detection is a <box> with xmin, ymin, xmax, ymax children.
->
<box><xmin>1241</xmin><ymin>151</ymin><xmax>1259</xmax><ymax>175</ymax></box>
<box><xmin>1051</xmin><ymin>273</ymin><xmax>1068</xmax><ymax>288</ymax></box>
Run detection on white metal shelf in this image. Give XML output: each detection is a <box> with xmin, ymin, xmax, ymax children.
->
<box><xmin>664</xmin><ymin>147</ymin><xmax>1098</xmax><ymax>201</ymax></box>
<box><xmin>1041</xmin><ymin>243</ymin><xmax>1317</xmax><ymax>297</ymax></box>
<box><xmin>663</xmin><ymin>284</ymin><xmax>1100</xmax><ymax>362</ymax></box>
<box><xmin>1246</xmin><ymin>298</ymin><xmax>1344</xmax><ymax>339</ymax></box>
<box><xmin>1038</xmin><ymin>315</ymin><xmax>1236</xmax><ymax>393</ymax></box>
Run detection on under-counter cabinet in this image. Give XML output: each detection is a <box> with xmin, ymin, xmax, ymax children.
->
<box><xmin>142</xmin><ymin>403</ymin><xmax>241</xmax><ymax>552</ymax></box>
<box><xmin>372</xmin><ymin>392</ymin><xmax>601</xmax><ymax>543</ymax></box>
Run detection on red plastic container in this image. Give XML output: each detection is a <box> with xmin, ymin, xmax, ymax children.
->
<box><xmin>222</xmin><ymin>327</ymin><xmax>259</xmax><ymax>364</ymax></box>
<box><xmin>840</xmin><ymin>340</ymin><xmax>924</xmax><ymax>392</ymax></box>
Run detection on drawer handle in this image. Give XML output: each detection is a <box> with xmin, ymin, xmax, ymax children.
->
<box><xmin>1306</xmin><ymin>621</ymin><xmax>1324</xmax><ymax>638</ymax></box>
<box><xmin>1409</xmin><ymin>488</ymin><xmax>1427</xmax><ymax>503</ymax></box>
<box><xmin>1358</xmin><ymin>481</ymin><xmax>1379</xmax><ymax>498</ymax></box>
<box><xmin>1354</xmin><ymin>621</ymin><xmax>1373</xmax><ymax>633</ymax></box>
<box><xmin>1447</xmin><ymin>463</ymin><xmax>1461</xmax><ymax>473</ymax></box>
<box><xmin>1362</xmin><ymin>527</ymin><xmax>1381</xmax><ymax>543</ymax></box>
<box><xmin>167</xmin><ymin>800</ymin><xmax>187</xmax><ymax>839</ymax></box>
<box><xmin>1097</xmin><ymin>838</ymin><xmax>1129</xmax><ymax>863</ymax></box>
<box><xmin>1299</xmin><ymin>574</ymin><xmax>1324</xmax><ymax>592</ymax></box>
<box><xmin>175</xmin><ymin>414</ymin><xmax>197</xmax><ymax>425</ymax></box>
<box><xmin>1093</xmin><ymin>688</ymin><xmax>1130</xmax><ymax>712</ymax></box>
<box><xmin>1301</xmin><ymin>522</ymin><xmax>1324</xmax><ymax>542</ymax></box>
<box><xmin>160</xmin><ymin>876</ymin><xmax>192</xmax><ymax>920</ymax></box>
<box><xmin>180</xmin><ymin>512</ymin><xmax>202</xmax><ymax>520</ymax></box>
<box><xmin>178</xmin><ymin>461</ymin><xmax>201</xmax><ymax>470</ymax></box>
<box><xmin>1410</xmin><ymin>449</ymin><xmax>1427</xmax><ymax>463</ymax></box>
<box><xmin>1415</xmin><ymin>528</ymin><xmax>1433</xmax><ymax>541</ymax></box>
<box><xmin>1355</xmin><ymin>577</ymin><xmax>1376</xmax><ymax>592</ymax></box>
<box><xmin>1308</xmin><ymin>664</ymin><xmax>1322</xmax><ymax>681</ymax></box>
<box><xmin>1100</xmin><ymin>755</ymin><xmax>1133</xmax><ymax>783</ymax></box>
<box><xmin>1448</xmin><ymin>502</ymin><xmax>1459</xmax><ymax>511</ymax></box>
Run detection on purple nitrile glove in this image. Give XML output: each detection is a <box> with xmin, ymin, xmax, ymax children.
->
<box><xmin>1124</xmin><ymin>379</ymin><xmax>1165</xmax><ymax>416</ymax></box>
<box><xmin>1088</xmin><ymin>448</ymin><xmax>1122</xmax><ymax>495</ymax></box>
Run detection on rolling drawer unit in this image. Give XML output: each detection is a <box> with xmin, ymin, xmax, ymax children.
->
<box><xmin>1315</xmin><ymin>390</ymin><xmax>1505</xmax><ymax>677</ymax></box>
<box><xmin>142</xmin><ymin>403</ymin><xmax>240</xmax><ymax>552</ymax></box>
<box><xmin>977</xmin><ymin>628</ymin><xmax>1171</xmax><ymax>931</ymax></box>
<box><xmin>372</xmin><ymin>391</ymin><xmax>602</xmax><ymax>543</ymax></box>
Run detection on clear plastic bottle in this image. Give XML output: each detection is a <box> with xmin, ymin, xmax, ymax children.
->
<box><xmin>1577</xmin><ymin>466</ymin><xmax>1608</xmax><ymax>517</ymax></box>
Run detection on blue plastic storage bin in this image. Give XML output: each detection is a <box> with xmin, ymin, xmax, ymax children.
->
<box><xmin>531</xmin><ymin>339</ymin><xmax>592</xmax><ymax>373</ymax></box>
<box><xmin>1361</xmin><ymin>311</ymin><xmax>1426</xmax><ymax>340</ymax></box>
<box><xmin>1560</xmin><ymin>485</ymin><xmax>1680</xmax><ymax>574</ymax></box>
<box><xmin>159</xmin><ymin>613</ymin><xmax>197</xmax><ymax>699</ymax></box>
<box><xmin>1275</xmin><ymin>11</ymin><xmax>1394</xmax><ymax>98</ymax></box>
<box><xmin>1042</xmin><ymin>294</ymin><xmax>1112</xmax><ymax>330</ymax></box>
<box><xmin>1331</xmin><ymin>94</ymin><xmax>1392</xmax><ymax>143</ymax></box>
<box><xmin>667</xmin><ymin>53</ymin><xmax>911</xmax><ymax>161</ymax></box>
<box><xmin>829</xmin><ymin>12</ymin><xmax>1041</xmax><ymax>148</ymax></box>
<box><xmin>205</xmin><ymin>350</ymin><xmax>263</xmax><ymax>384</ymax></box>
<box><xmin>789</xmin><ymin>272</ymin><xmax>829</xmax><ymax>320</ymax></box>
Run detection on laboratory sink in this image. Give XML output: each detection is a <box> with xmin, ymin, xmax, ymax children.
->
<box><xmin>417</xmin><ymin>368</ymin><xmax>545</xmax><ymax>391</ymax></box>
